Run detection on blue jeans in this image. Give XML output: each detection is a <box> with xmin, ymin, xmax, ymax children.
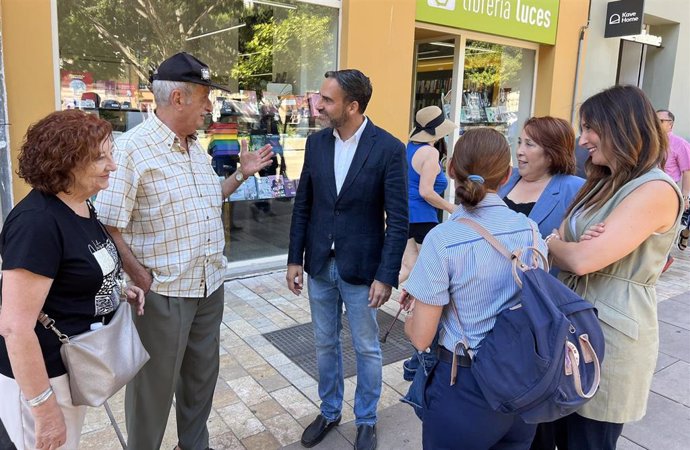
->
<box><xmin>307</xmin><ymin>257</ymin><xmax>382</xmax><ymax>426</ymax></box>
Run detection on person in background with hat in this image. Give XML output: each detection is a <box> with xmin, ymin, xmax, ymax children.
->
<box><xmin>399</xmin><ymin>105</ymin><xmax>457</xmax><ymax>284</ymax></box>
<box><xmin>95</xmin><ymin>52</ymin><xmax>273</xmax><ymax>450</ymax></box>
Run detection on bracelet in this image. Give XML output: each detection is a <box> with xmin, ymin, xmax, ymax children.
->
<box><xmin>545</xmin><ymin>233</ymin><xmax>561</xmax><ymax>245</ymax></box>
<box><xmin>27</xmin><ymin>386</ymin><xmax>54</xmax><ymax>408</ymax></box>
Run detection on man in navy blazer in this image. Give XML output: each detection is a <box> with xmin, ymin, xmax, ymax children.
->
<box><xmin>287</xmin><ymin>69</ymin><xmax>408</xmax><ymax>450</ymax></box>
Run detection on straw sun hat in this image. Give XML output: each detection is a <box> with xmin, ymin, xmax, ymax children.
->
<box><xmin>409</xmin><ymin>105</ymin><xmax>457</xmax><ymax>143</ymax></box>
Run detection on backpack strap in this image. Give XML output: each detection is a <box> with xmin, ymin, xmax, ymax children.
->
<box><xmin>457</xmin><ymin>218</ymin><xmax>549</xmax><ymax>286</ymax></box>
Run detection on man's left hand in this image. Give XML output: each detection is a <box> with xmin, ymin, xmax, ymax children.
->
<box><xmin>368</xmin><ymin>280</ymin><xmax>392</xmax><ymax>308</ymax></box>
<box><xmin>240</xmin><ymin>142</ymin><xmax>274</xmax><ymax>178</ymax></box>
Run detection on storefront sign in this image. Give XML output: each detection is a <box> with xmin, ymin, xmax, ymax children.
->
<box><xmin>604</xmin><ymin>0</ymin><xmax>644</xmax><ymax>38</ymax></box>
<box><xmin>417</xmin><ymin>0</ymin><xmax>560</xmax><ymax>45</ymax></box>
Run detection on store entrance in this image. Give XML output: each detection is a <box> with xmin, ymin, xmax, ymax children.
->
<box><xmin>413</xmin><ymin>39</ymin><xmax>455</xmax><ymax>118</ymax></box>
<box><xmin>412</xmin><ymin>31</ymin><xmax>537</xmax><ymax>152</ymax></box>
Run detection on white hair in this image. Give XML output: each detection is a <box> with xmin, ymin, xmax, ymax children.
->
<box><xmin>151</xmin><ymin>80</ymin><xmax>194</xmax><ymax>106</ymax></box>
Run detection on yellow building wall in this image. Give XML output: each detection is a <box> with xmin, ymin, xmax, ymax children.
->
<box><xmin>341</xmin><ymin>0</ymin><xmax>416</xmax><ymax>142</ymax></box>
<box><xmin>2</xmin><ymin>0</ymin><xmax>55</xmax><ymax>202</ymax></box>
<box><xmin>534</xmin><ymin>0</ymin><xmax>590</xmax><ymax>121</ymax></box>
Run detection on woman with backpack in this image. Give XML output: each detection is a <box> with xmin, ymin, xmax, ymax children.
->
<box><xmin>403</xmin><ymin>127</ymin><xmax>548</xmax><ymax>449</ymax></box>
<box><xmin>547</xmin><ymin>85</ymin><xmax>683</xmax><ymax>449</ymax></box>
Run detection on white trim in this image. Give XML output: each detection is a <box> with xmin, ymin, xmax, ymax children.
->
<box><xmin>297</xmin><ymin>0</ymin><xmax>341</xmax><ymax>8</ymax></box>
<box><xmin>531</xmin><ymin>49</ymin><xmax>539</xmax><ymax>118</ymax></box>
<box><xmin>225</xmin><ymin>254</ymin><xmax>288</xmax><ymax>279</ymax></box>
<box><xmin>415</xmin><ymin>21</ymin><xmax>540</xmax><ymax>51</ymax></box>
<box><xmin>446</xmin><ymin>35</ymin><xmax>466</xmax><ymax>212</ymax></box>
<box><xmin>50</xmin><ymin>0</ymin><xmax>61</xmax><ymax>111</ymax></box>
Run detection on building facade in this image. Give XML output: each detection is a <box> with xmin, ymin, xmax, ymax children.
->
<box><xmin>577</xmin><ymin>0</ymin><xmax>690</xmax><ymax>138</ymax></box>
<box><xmin>2</xmin><ymin>0</ymin><xmax>594</xmax><ymax>274</ymax></box>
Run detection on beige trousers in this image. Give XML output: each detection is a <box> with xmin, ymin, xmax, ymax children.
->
<box><xmin>0</xmin><ymin>373</ymin><xmax>87</xmax><ymax>450</ymax></box>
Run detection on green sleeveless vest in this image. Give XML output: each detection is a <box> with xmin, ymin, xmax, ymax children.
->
<box><xmin>559</xmin><ymin>168</ymin><xmax>682</xmax><ymax>423</ymax></box>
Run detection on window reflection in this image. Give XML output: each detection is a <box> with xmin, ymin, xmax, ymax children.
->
<box><xmin>460</xmin><ymin>40</ymin><xmax>535</xmax><ymax>149</ymax></box>
<box><xmin>58</xmin><ymin>0</ymin><xmax>339</xmax><ymax>263</ymax></box>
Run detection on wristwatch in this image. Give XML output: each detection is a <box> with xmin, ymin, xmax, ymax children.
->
<box><xmin>235</xmin><ymin>170</ymin><xmax>247</xmax><ymax>183</ymax></box>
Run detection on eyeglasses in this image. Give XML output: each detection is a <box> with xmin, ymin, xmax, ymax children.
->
<box><xmin>659</xmin><ymin>119</ymin><xmax>674</xmax><ymax>123</ymax></box>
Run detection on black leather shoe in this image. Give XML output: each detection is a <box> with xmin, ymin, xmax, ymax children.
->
<box><xmin>355</xmin><ymin>424</ymin><xmax>377</xmax><ymax>450</ymax></box>
<box><xmin>300</xmin><ymin>414</ymin><xmax>341</xmax><ymax>448</ymax></box>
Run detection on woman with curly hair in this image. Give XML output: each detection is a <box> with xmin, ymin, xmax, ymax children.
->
<box><xmin>0</xmin><ymin>110</ymin><xmax>145</xmax><ymax>449</ymax></box>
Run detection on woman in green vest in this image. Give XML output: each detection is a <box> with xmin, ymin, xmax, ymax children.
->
<box><xmin>546</xmin><ymin>85</ymin><xmax>683</xmax><ymax>449</ymax></box>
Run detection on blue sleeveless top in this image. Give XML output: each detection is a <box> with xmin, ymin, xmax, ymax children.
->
<box><xmin>407</xmin><ymin>142</ymin><xmax>448</xmax><ymax>224</ymax></box>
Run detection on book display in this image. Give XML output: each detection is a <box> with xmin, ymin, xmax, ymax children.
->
<box><xmin>227</xmin><ymin>176</ymin><xmax>298</xmax><ymax>202</ymax></box>
<box><xmin>414</xmin><ymin>70</ymin><xmax>452</xmax><ymax>112</ymax></box>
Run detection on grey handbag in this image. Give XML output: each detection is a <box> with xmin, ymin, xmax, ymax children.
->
<box><xmin>39</xmin><ymin>301</ymin><xmax>150</xmax><ymax>407</ymax></box>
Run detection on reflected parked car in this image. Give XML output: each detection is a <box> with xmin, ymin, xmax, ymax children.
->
<box><xmin>101</xmin><ymin>99</ymin><xmax>121</xmax><ymax>109</ymax></box>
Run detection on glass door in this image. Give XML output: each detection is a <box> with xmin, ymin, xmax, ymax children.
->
<box><xmin>459</xmin><ymin>39</ymin><xmax>536</xmax><ymax>149</ymax></box>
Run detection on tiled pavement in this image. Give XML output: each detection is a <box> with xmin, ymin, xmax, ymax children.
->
<box><xmin>79</xmin><ymin>246</ymin><xmax>690</xmax><ymax>449</ymax></box>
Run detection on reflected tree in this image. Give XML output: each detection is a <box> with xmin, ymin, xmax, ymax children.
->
<box><xmin>58</xmin><ymin>0</ymin><xmax>245</xmax><ymax>82</ymax></box>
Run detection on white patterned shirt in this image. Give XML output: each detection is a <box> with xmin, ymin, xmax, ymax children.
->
<box><xmin>95</xmin><ymin>113</ymin><xmax>225</xmax><ymax>297</ymax></box>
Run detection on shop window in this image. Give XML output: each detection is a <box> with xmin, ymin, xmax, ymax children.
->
<box><xmin>460</xmin><ymin>40</ymin><xmax>535</xmax><ymax>148</ymax></box>
<box><xmin>57</xmin><ymin>0</ymin><xmax>339</xmax><ymax>263</ymax></box>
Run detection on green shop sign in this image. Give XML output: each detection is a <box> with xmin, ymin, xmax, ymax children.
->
<box><xmin>417</xmin><ymin>0</ymin><xmax>560</xmax><ymax>45</ymax></box>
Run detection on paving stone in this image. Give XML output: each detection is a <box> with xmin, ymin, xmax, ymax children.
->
<box><xmin>250</xmin><ymin>398</ymin><xmax>287</xmax><ymax>421</ymax></box>
<box><xmin>343</xmin><ymin>378</ymin><xmax>357</xmax><ymax>402</ymax></box>
<box><xmin>651</xmin><ymin>360</ymin><xmax>690</xmax><ymax>406</ymax></box>
<box><xmin>271</xmin><ymin>386</ymin><xmax>319</xmax><ymax>419</ymax></box>
<box><xmin>241</xmin><ymin>430</ymin><xmax>282</xmax><ymax>450</ymax></box>
<box><xmin>622</xmin><ymin>391</ymin><xmax>690</xmax><ymax>450</ymax></box>
<box><xmin>208</xmin><ymin>409</ymin><xmax>233</xmax><ymax>437</ymax></box>
<box><xmin>290</xmin><ymin>375</ymin><xmax>318</xmax><ymax>390</ymax></box>
<box><xmin>658</xmin><ymin>321</ymin><xmax>690</xmax><ymax>361</ymax></box>
<box><xmin>263</xmin><ymin>413</ymin><xmax>304</xmax><ymax>446</ymax></box>
<box><xmin>668</xmin><ymin>291</ymin><xmax>690</xmax><ymax>307</ymax></box>
<box><xmin>658</xmin><ymin>298</ymin><xmax>690</xmax><ymax>331</ymax></box>
<box><xmin>265</xmin><ymin>353</ymin><xmax>292</xmax><ymax>368</ymax></box>
<box><xmin>218</xmin><ymin>402</ymin><xmax>266</xmax><ymax>440</ymax></box>
<box><xmin>79</xmin><ymin>427</ymin><xmax>128</xmax><ymax>450</ymax></box>
<box><xmin>336</xmin><ymin>402</ymin><xmax>422</xmax><ymax>450</ymax></box>
<box><xmin>298</xmin><ymin>384</ymin><xmax>321</xmax><ymax>403</ymax></box>
<box><xmin>655</xmin><ymin>351</ymin><xmax>680</xmax><ymax>373</ymax></box>
<box><xmin>253</xmin><ymin>344</ymin><xmax>283</xmax><ymax>359</ymax></box>
<box><xmin>209</xmin><ymin>431</ymin><xmax>245</xmax><ymax>450</ymax></box>
<box><xmin>614</xmin><ymin>436</ymin><xmax>645</xmax><ymax>449</ymax></box>
<box><xmin>379</xmin><ymin>384</ymin><xmax>405</xmax><ymax>410</ymax></box>
<box><xmin>247</xmin><ymin>363</ymin><xmax>280</xmax><ymax>380</ymax></box>
<box><xmin>213</xmin><ymin>381</ymin><xmax>241</xmax><ymax>408</ymax></box>
<box><xmin>227</xmin><ymin>375</ymin><xmax>272</xmax><ymax>406</ymax></box>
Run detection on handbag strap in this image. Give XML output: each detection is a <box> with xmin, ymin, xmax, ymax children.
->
<box><xmin>37</xmin><ymin>311</ymin><xmax>71</xmax><ymax>344</ymax></box>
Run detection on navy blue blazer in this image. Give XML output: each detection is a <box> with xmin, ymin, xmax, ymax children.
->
<box><xmin>288</xmin><ymin>119</ymin><xmax>408</xmax><ymax>287</ymax></box>
<box><xmin>498</xmin><ymin>169</ymin><xmax>585</xmax><ymax>238</ymax></box>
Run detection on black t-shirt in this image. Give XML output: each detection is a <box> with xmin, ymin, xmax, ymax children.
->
<box><xmin>0</xmin><ymin>190</ymin><xmax>121</xmax><ymax>378</ymax></box>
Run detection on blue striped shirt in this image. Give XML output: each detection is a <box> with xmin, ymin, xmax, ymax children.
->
<box><xmin>405</xmin><ymin>194</ymin><xmax>548</xmax><ymax>352</ymax></box>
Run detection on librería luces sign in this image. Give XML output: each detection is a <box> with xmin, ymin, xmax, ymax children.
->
<box><xmin>417</xmin><ymin>0</ymin><xmax>560</xmax><ymax>45</ymax></box>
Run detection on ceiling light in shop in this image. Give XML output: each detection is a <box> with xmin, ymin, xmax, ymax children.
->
<box><xmin>244</xmin><ymin>0</ymin><xmax>297</xmax><ymax>10</ymax></box>
<box><xmin>465</xmin><ymin>46</ymin><xmax>498</xmax><ymax>54</ymax></box>
<box><xmin>430</xmin><ymin>41</ymin><xmax>455</xmax><ymax>48</ymax></box>
<box><xmin>186</xmin><ymin>23</ymin><xmax>247</xmax><ymax>41</ymax></box>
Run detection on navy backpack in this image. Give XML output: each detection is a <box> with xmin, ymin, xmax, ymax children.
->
<box><xmin>453</xmin><ymin>219</ymin><xmax>605</xmax><ymax>424</ymax></box>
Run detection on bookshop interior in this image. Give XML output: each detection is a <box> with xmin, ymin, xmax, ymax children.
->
<box><xmin>413</xmin><ymin>28</ymin><xmax>536</xmax><ymax>157</ymax></box>
<box><xmin>57</xmin><ymin>0</ymin><xmax>339</xmax><ymax>265</ymax></box>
